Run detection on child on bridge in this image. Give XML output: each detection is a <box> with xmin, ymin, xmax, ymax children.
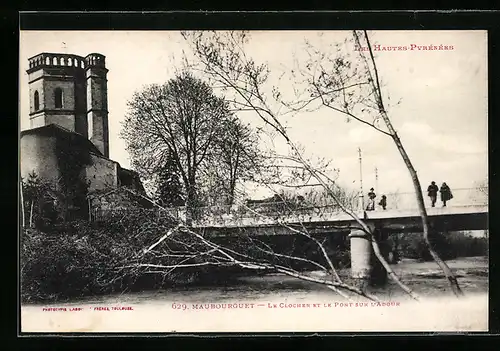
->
<box><xmin>366</xmin><ymin>188</ymin><xmax>376</xmax><ymax>211</ymax></box>
<box><xmin>378</xmin><ymin>195</ymin><xmax>387</xmax><ymax>210</ymax></box>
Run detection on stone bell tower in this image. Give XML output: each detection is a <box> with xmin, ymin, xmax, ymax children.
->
<box><xmin>26</xmin><ymin>53</ymin><xmax>88</xmax><ymax>136</ymax></box>
<box><xmin>26</xmin><ymin>51</ymin><xmax>111</xmax><ymax>158</ymax></box>
<box><xmin>85</xmin><ymin>53</ymin><xmax>109</xmax><ymax>158</ymax></box>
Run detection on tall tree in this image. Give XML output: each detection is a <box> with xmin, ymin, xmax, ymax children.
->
<box><xmin>210</xmin><ymin>116</ymin><xmax>261</xmax><ymax>206</ymax></box>
<box><xmin>155</xmin><ymin>153</ymin><xmax>185</xmax><ymax>207</ymax></box>
<box><xmin>298</xmin><ymin>30</ymin><xmax>463</xmax><ymax>296</ymax></box>
<box><xmin>181</xmin><ymin>30</ymin><xmax>437</xmax><ymax>299</ymax></box>
<box><xmin>121</xmin><ymin>72</ymin><xmax>260</xmax><ymax>223</ymax></box>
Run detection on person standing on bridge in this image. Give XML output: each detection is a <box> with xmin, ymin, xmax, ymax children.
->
<box><xmin>427</xmin><ymin>181</ymin><xmax>439</xmax><ymax>207</ymax></box>
<box><xmin>378</xmin><ymin>195</ymin><xmax>387</xmax><ymax>210</ymax></box>
<box><xmin>440</xmin><ymin>182</ymin><xmax>453</xmax><ymax>207</ymax></box>
<box><xmin>366</xmin><ymin>188</ymin><xmax>376</xmax><ymax>211</ymax></box>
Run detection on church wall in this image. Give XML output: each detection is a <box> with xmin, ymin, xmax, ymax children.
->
<box><xmin>85</xmin><ymin>153</ymin><xmax>119</xmax><ymax>192</ymax></box>
<box><xmin>88</xmin><ymin>111</ymin><xmax>109</xmax><ymax>156</ymax></box>
<box><xmin>28</xmin><ymin>77</ymin><xmax>45</xmax><ymax>128</ymax></box>
<box><xmin>20</xmin><ymin>133</ymin><xmax>61</xmax><ymax>185</ymax></box>
<box><xmin>86</xmin><ymin>70</ymin><xmax>107</xmax><ymax>111</ymax></box>
<box><xmin>23</xmin><ymin>52</ymin><xmax>148</xmax><ymax>220</ymax></box>
<box><xmin>118</xmin><ymin>168</ymin><xmax>146</xmax><ymax>194</ymax></box>
<box><xmin>45</xmin><ymin>114</ymin><xmax>77</xmax><ymax>132</ymax></box>
<box><xmin>43</xmin><ymin>78</ymin><xmax>76</xmax><ymax>111</ymax></box>
<box><xmin>43</xmin><ymin>79</ymin><xmax>77</xmax><ymax>132</ymax></box>
<box><xmin>86</xmin><ymin>66</ymin><xmax>109</xmax><ymax>157</ymax></box>
<box><xmin>74</xmin><ymin>72</ymin><xmax>88</xmax><ymax>138</ymax></box>
<box><xmin>29</xmin><ymin>76</ymin><xmax>44</xmax><ymax>112</ymax></box>
<box><xmin>28</xmin><ymin>69</ymin><xmax>44</xmax><ymax>84</ymax></box>
<box><xmin>29</xmin><ymin>113</ymin><xmax>46</xmax><ymax>129</ymax></box>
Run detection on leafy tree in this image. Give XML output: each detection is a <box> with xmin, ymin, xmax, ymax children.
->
<box><xmin>21</xmin><ymin>171</ymin><xmax>62</xmax><ymax>229</ymax></box>
<box><xmin>181</xmin><ymin>30</ymin><xmax>429</xmax><ymax>299</ymax></box>
<box><xmin>205</xmin><ymin>116</ymin><xmax>261</xmax><ymax>206</ymax></box>
<box><xmin>155</xmin><ymin>153</ymin><xmax>185</xmax><ymax>207</ymax></box>
<box><xmin>121</xmin><ymin>72</ymin><xmax>260</xmax><ymax>223</ymax></box>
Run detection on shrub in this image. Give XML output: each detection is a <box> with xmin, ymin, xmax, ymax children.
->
<box><xmin>396</xmin><ymin>231</ymin><xmax>488</xmax><ymax>262</ymax></box>
<box><xmin>21</xmin><ymin>203</ymin><xmax>355</xmax><ymax>303</ymax></box>
<box><xmin>20</xmin><ymin>210</ymin><xmax>214</xmax><ymax>303</ymax></box>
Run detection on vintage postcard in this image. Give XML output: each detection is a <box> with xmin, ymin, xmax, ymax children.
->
<box><xmin>19</xmin><ymin>29</ymin><xmax>488</xmax><ymax>333</ymax></box>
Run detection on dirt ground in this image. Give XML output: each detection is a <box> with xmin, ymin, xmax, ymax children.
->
<box><xmin>23</xmin><ymin>256</ymin><xmax>489</xmax><ymax>305</ymax></box>
<box><xmin>21</xmin><ymin>256</ymin><xmax>489</xmax><ymax>332</ymax></box>
<box><xmin>227</xmin><ymin>256</ymin><xmax>489</xmax><ymax>301</ymax></box>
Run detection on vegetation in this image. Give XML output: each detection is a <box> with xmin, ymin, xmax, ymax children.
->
<box><xmin>20</xmin><ymin>170</ymin><xmax>486</xmax><ymax>303</ymax></box>
<box><xmin>21</xmin><ymin>207</ymin><xmax>486</xmax><ymax>303</ymax></box>
<box><xmin>181</xmin><ymin>30</ymin><xmax>468</xmax><ymax>297</ymax></box>
<box><xmin>20</xmin><ymin>212</ymin><xmax>353</xmax><ymax>303</ymax></box>
<box><xmin>397</xmin><ymin>231</ymin><xmax>488</xmax><ymax>262</ymax></box>
<box><xmin>155</xmin><ymin>151</ymin><xmax>185</xmax><ymax>207</ymax></box>
<box><xmin>21</xmin><ymin>172</ymin><xmax>69</xmax><ymax>230</ymax></box>
<box><xmin>20</xmin><ymin>31</ymin><xmax>487</xmax><ymax>304</ymax></box>
<box><xmin>21</xmin><ymin>215</ymin><xmax>188</xmax><ymax>303</ymax></box>
<box><xmin>121</xmin><ymin>72</ymin><xmax>261</xmax><ymax>222</ymax></box>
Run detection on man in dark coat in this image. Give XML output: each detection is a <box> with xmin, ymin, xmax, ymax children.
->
<box><xmin>427</xmin><ymin>181</ymin><xmax>439</xmax><ymax>207</ymax></box>
<box><xmin>366</xmin><ymin>188</ymin><xmax>376</xmax><ymax>211</ymax></box>
<box><xmin>440</xmin><ymin>182</ymin><xmax>453</xmax><ymax>207</ymax></box>
<box><xmin>378</xmin><ymin>195</ymin><xmax>387</xmax><ymax>210</ymax></box>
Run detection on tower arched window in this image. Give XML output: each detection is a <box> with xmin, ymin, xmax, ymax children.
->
<box><xmin>54</xmin><ymin>88</ymin><xmax>63</xmax><ymax>108</ymax></box>
<box><xmin>34</xmin><ymin>91</ymin><xmax>40</xmax><ymax>111</ymax></box>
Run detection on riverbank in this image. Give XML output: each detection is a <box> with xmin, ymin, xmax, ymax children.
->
<box><xmin>21</xmin><ymin>256</ymin><xmax>488</xmax><ymax>332</ymax></box>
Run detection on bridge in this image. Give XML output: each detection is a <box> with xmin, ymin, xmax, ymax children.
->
<box><xmin>191</xmin><ymin>205</ymin><xmax>488</xmax><ymax>237</ymax></box>
<box><xmin>95</xmin><ymin>187</ymin><xmax>488</xmax><ymax>282</ymax></box>
<box><xmin>160</xmin><ymin>187</ymin><xmax>488</xmax><ymax>233</ymax></box>
<box><xmin>161</xmin><ymin>187</ymin><xmax>488</xmax><ymax>282</ymax></box>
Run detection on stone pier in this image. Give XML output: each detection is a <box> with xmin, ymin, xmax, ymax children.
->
<box><xmin>348</xmin><ymin>228</ymin><xmax>372</xmax><ymax>281</ymax></box>
<box><xmin>348</xmin><ymin>224</ymin><xmax>389</xmax><ymax>287</ymax></box>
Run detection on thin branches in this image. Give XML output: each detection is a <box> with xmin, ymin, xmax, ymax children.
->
<box><xmin>360</xmin><ymin>30</ymin><xmax>463</xmax><ymax>298</ymax></box>
<box><xmin>182</xmin><ymin>30</ymin><xmax>420</xmax><ymax>301</ymax></box>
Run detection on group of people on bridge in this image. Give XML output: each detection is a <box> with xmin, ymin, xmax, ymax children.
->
<box><xmin>427</xmin><ymin>181</ymin><xmax>453</xmax><ymax>207</ymax></box>
<box><xmin>365</xmin><ymin>181</ymin><xmax>453</xmax><ymax>211</ymax></box>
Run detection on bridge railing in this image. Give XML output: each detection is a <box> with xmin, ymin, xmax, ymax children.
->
<box><xmin>385</xmin><ymin>187</ymin><xmax>488</xmax><ymax>210</ymax></box>
<box><xmin>188</xmin><ymin>187</ymin><xmax>488</xmax><ymax>227</ymax></box>
<box><xmin>91</xmin><ymin>187</ymin><xmax>487</xmax><ymax>227</ymax></box>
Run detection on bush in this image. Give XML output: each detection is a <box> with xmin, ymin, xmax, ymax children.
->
<box><xmin>397</xmin><ymin>231</ymin><xmax>488</xmax><ymax>262</ymax></box>
<box><xmin>21</xmin><ymin>206</ymin><xmax>355</xmax><ymax>303</ymax></box>
<box><xmin>20</xmin><ymin>210</ymin><xmax>226</xmax><ymax>303</ymax></box>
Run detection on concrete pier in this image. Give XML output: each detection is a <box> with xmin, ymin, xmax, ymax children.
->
<box><xmin>348</xmin><ymin>228</ymin><xmax>372</xmax><ymax>280</ymax></box>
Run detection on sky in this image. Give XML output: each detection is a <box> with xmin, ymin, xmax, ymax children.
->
<box><xmin>19</xmin><ymin>30</ymin><xmax>488</xmax><ymax>199</ymax></box>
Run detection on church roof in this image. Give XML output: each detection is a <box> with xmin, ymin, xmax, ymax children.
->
<box><xmin>21</xmin><ymin>124</ymin><xmax>103</xmax><ymax>157</ymax></box>
<box><xmin>118</xmin><ymin>167</ymin><xmax>146</xmax><ymax>193</ymax></box>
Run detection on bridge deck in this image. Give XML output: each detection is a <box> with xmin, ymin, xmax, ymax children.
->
<box><xmin>194</xmin><ymin>205</ymin><xmax>488</xmax><ymax>231</ymax></box>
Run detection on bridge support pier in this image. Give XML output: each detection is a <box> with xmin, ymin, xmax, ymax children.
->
<box><xmin>348</xmin><ymin>226</ymin><xmax>389</xmax><ymax>288</ymax></box>
<box><xmin>348</xmin><ymin>228</ymin><xmax>372</xmax><ymax>282</ymax></box>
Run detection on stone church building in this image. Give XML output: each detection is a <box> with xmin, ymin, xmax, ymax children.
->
<box><xmin>20</xmin><ymin>52</ymin><xmax>146</xmax><ymax>220</ymax></box>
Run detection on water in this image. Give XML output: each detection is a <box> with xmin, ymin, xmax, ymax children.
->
<box><xmin>21</xmin><ymin>257</ymin><xmax>488</xmax><ymax>332</ymax></box>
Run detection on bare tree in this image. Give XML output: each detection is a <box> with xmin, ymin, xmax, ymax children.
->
<box><xmin>121</xmin><ymin>72</ymin><xmax>258</xmax><ymax>223</ymax></box>
<box><xmin>391</xmin><ymin>190</ymin><xmax>402</xmax><ymax>210</ymax></box>
<box><xmin>296</xmin><ymin>30</ymin><xmax>463</xmax><ymax>296</ymax></box>
<box><xmin>178</xmin><ymin>30</ymin><xmax>421</xmax><ymax>300</ymax></box>
<box><xmin>120</xmin><ymin>187</ymin><xmax>383</xmax><ymax>302</ymax></box>
<box><xmin>474</xmin><ymin>178</ymin><xmax>488</xmax><ymax>239</ymax></box>
<box><xmin>203</xmin><ymin>116</ymin><xmax>261</xmax><ymax>206</ymax></box>
<box><xmin>476</xmin><ymin>178</ymin><xmax>488</xmax><ymax>198</ymax></box>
